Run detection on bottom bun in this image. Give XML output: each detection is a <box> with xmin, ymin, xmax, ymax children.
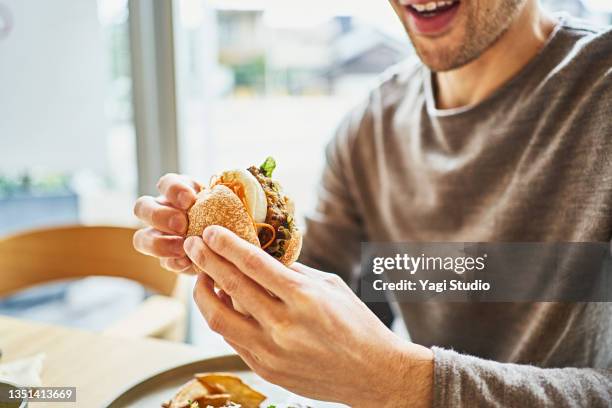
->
<box><xmin>278</xmin><ymin>229</ymin><xmax>302</xmax><ymax>266</ymax></box>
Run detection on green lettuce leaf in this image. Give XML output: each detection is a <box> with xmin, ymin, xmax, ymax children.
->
<box><xmin>259</xmin><ymin>156</ymin><xmax>276</xmax><ymax>177</ymax></box>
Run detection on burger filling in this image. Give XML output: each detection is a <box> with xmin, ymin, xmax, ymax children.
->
<box><xmin>248</xmin><ymin>164</ymin><xmax>294</xmax><ymax>260</ymax></box>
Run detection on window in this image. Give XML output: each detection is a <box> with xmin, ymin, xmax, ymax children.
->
<box><xmin>0</xmin><ymin>0</ymin><xmax>140</xmax><ymax>332</ymax></box>
<box><xmin>0</xmin><ymin>0</ymin><xmax>137</xmax><ymax>235</ymax></box>
<box><xmin>174</xmin><ymin>0</ymin><xmax>408</xmax><ymax>223</ymax></box>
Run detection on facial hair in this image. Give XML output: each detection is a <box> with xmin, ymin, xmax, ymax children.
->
<box><xmin>405</xmin><ymin>0</ymin><xmax>526</xmax><ymax>72</ymax></box>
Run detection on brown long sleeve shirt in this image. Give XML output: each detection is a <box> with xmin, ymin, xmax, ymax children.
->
<box><xmin>300</xmin><ymin>15</ymin><xmax>612</xmax><ymax>407</ymax></box>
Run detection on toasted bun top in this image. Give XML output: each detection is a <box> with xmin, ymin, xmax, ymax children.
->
<box><xmin>187</xmin><ymin>185</ymin><xmax>260</xmax><ymax>247</ymax></box>
<box><xmin>220</xmin><ymin>169</ymin><xmax>267</xmax><ymax>223</ymax></box>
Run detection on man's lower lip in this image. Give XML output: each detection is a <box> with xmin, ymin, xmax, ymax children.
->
<box><xmin>404</xmin><ymin>2</ymin><xmax>460</xmax><ymax>36</ymax></box>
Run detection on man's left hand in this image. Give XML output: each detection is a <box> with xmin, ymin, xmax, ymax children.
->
<box><xmin>185</xmin><ymin>226</ymin><xmax>434</xmax><ymax>408</ymax></box>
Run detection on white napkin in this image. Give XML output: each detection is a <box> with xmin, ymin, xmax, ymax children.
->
<box><xmin>0</xmin><ymin>353</ymin><xmax>45</xmax><ymax>387</ymax></box>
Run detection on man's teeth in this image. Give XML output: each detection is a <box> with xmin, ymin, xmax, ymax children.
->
<box><xmin>400</xmin><ymin>0</ymin><xmax>456</xmax><ymax>12</ymax></box>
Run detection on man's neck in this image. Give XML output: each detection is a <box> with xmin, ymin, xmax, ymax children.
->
<box><xmin>435</xmin><ymin>3</ymin><xmax>557</xmax><ymax>109</ymax></box>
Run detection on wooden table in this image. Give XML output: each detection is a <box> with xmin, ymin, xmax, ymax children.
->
<box><xmin>0</xmin><ymin>316</ymin><xmax>229</xmax><ymax>407</ymax></box>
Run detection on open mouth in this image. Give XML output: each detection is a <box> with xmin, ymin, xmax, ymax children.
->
<box><xmin>399</xmin><ymin>0</ymin><xmax>461</xmax><ymax>35</ymax></box>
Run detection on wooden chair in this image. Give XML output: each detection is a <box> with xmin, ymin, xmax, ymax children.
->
<box><xmin>0</xmin><ymin>225</ymin><xmax>190</xmax><ymax>341</ymax></box>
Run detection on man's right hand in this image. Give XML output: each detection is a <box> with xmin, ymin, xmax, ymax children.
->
<box><xmin>132</xmin><ymin>173</ymin><xmax>202</xmax><ymax>274</ymax></box>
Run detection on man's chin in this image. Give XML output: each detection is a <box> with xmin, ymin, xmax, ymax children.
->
<box><xmin>407</xmin><ymin>31</ymin><xmax>464</xmax><ymax>72</ymax></box>
<box><xmin>413</xmin><ymin>46</ymin><xmax>466</xmax><ymax>72</ymax></box>
<box><xmin>404</xmin><ymin>16</ymin><xmax>477</xmax><ymax>72</ymax></box>
<box><xmin>411</xmin><ymin>34</ymin><xmax>484</xmax><ymax>72</ymax></box>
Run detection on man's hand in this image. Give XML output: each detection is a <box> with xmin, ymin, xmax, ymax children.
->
<box><xmin>133</xmin><ymin>173</ymin><xmax>201</xmax><ymax>273</ymax></box>
<box><xmin>185</xmin><ymin>226</ymin><xmax>434</xmax><ymax>407</ymax></box>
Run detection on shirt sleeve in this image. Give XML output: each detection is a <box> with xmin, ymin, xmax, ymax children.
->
<box><xmin>433</xmin><ymin>347</ymin><xmax>612</xmax><ymax>407</ymax></box>
<box><xmin>298</xmin><ymin>100</ymin><xmax>371</xmax><ymax>288</ymax></box>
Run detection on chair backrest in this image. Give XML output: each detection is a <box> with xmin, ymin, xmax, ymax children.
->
<box><xmin>0</xmin><ymin>225</ymin><xmax>179</xmax><ymax>298</ymax></box>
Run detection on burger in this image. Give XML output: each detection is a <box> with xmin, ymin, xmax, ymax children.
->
<box><xmin>187</xmin><ymin>157</ymin><xmax>302</xmax><ymax>266</ymax></box>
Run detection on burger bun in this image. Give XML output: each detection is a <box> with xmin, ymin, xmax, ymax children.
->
<box><xmin>187</xmin><ymin>185</ymin><xmax>259</xmax><ymax>247</ymax></box>
<box><xmin>187</xmin><ymin>182</ymin><xmax>302</xmax><ymax>267</ymax></box>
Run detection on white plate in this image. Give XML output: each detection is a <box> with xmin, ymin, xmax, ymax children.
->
<box><xmin>105</xmin><ymin>354</ymin><xmax>346</xmax><ymax>408</ymax></box>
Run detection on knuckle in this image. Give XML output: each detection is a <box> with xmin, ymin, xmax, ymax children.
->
<box><xmin>166</xmin><ymin>183</ymin><xmax>183</xmax><ymax>201</ymax></box>
<box><xmin>151</xmin><ymin>208</ymin><xmax>172</xmax><ymax>230</ymax></box>
<box><xmin>287</xmin><ymin>279</ymin><xmax>308</xmax><ymax>298</ymax></box>
<box><xmin>243</xmin><ymin>250</ymin><xmax>264</xmax><ymax>271</ymax></box>
<box><xmin>157</xmin><ymin>173</ymin><xmax>175</xmax><ymax>189</ymax></box>
<box><xmin>324</xmin><ymin>273</ymin><xmax>343</xmax><ymax>286</ymax></box>
<box><xmin>290</xmin><ymin>285</ymin><xmax>318</xmax><ymax>312</ymax></box>
<box><xmin>210</xmin><ymin>228</ymin><xmax>227</xmax><ymax>250</ymax></box>
<box><xmin>268</xmin><ymin>309</ymin><xmax>291</xmax><ymax>330</ymax></box>
<box><xmin>206</xmin><ymin>310</ymin><xmax>225</xmax><ymax>334</ymax></box>
<box><xmin>221</xmin><ymin>276</ymin><xmax>240</xmax><ymax>296</ymax></box>
<box><xmin>191</xmin><ymin>245</ymin><xmax>207</xmax><ymax>268</ymax></box>
<box><xmin>270</xmin><ymin>318</ymin><xmax>293</xmax><ymax>346</ymax></box>
<box><xmin>274</xmin><ymin>334</ymin><xmax>300</xmax><ymax>354</ymax></box>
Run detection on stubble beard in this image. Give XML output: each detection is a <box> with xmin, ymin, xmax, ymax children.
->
<box><xmin>406</xmin><ymin>0</ymin><xmax>526</xmax><ymax>72</ymax></box>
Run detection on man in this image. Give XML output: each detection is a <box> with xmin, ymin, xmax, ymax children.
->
<box><xmin>133</xmin><ymin>0</ymin><xmax>612</xmax><ymax>406</ymax></box>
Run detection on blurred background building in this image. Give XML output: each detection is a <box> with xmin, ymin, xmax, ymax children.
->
<box><xmin>0</xmin><ymin>0</ymin><xmax>610</xmax><ymax>346</ymax></box>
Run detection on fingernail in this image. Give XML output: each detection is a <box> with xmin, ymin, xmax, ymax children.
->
<box><xmin>169</xmin><ymin>214</ymin><xmax>186</xmax><ymax>234</ymax></box>
<box><xmin>178</xmin><ymin>191</ymin><xmax>193</xmax><ymax>210</ymax></box>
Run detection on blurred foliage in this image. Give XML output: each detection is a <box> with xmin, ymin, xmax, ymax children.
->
<box><xmin>0</xmin><ymin>173</ymin><xmax>72</xmax><ymax>199</ymax></box>
<box><xmin>230</xmin><ymin>55</ymin><xmax>267</xmax><ymax>93</ymax></box>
